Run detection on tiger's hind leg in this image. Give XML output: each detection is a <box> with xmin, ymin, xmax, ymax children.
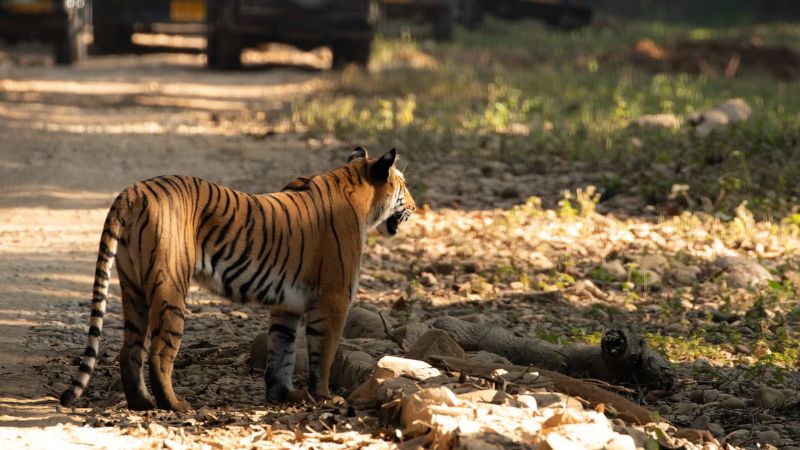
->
<box><xmin>264</xmin><ymin>310</ymin><xmax>301</xmax><ymax>403</ymax></box>
<box><xmin>147</xmin><ymin>282</ymin><xmax>191</xmax><ymax>412</ymax></box>
<box><xmin>117</xmin><ymin>263</ymin><xmax>155</xmax><ymax>410</ymax></box>
<box><xmin>305</xmin><ymin>298</ymin><xmax>349</xmax><ymax>399</ymax></box>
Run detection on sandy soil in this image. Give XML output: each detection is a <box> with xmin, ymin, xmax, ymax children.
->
<box><xmin>0</xmin><ymin>43</ymin><xmax>351</xmax><ymax>448</ymax></box>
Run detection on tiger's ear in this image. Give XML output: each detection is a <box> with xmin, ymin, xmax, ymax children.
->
<box><xmin>370</xmin><ymin>148</ymin><xmax>396</xmax><ymax>182</ymax></box>
<box><xmin>282</xmin><ymin>175</ymin><xmax>312</xmax><ymax>192</ymax></box>
<box><xmin>348</xmin><ymin>146</ymin><xmax>368</xmax><ymax>162</ymax></box>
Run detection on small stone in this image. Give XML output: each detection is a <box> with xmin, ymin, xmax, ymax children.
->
<box><xmin>377</xmin><ymin>355</ymin><xmax>441</xmax><ymax>380</ymax></box>
<box><xmin>601</xmin><ymin>260</ymin><xmax>627</xmax><ymax>281</ymax></box>
<box><xmin>673</xmin><ymin>264</ymin><xmax>701</xmax><ymax>285</ymax></box>
<box><xmin>638</xmin><ymin>269</ymin><xmax>662</xmax><ymax>289</ymax></box>
<box><xmin>724</xmin><ymin>429</ymin><xmax>751</xmax><ymax>444</ymax></box>
<box><xmin>691</xmin><ymin>414</ymin><xmax>711</xmax><ymax>429</ymax></box>
<box><xmin>755</xmin><ymin>430</ymin><xmax>781</xmax><ymax>444</ymax></box>
<box><xmin>721</xmin><ymin>397</ymin><xmax>747</xmax><ymax>409</ymax></box>
<box><xmin>405</xmin><ymin>329</ymin><xmax>466</xmax><ymax>361</ymax></box>
<box><xmin>639</xmin><ymin>254</ymin><xmax>670</xmax><ymax>274</ymax></box>
<box><xmin>753</xmin><ymin>386</ymin><xmax>785</xmax><ymax>409</ymax></box>
<box><xmin>702</xmin><ymin>389</ymin><xmax>721</xmax><ymax>404</ymax></box>
<box><xmin>344</xmin><ymin>306</ymin><xmax>396</xmax><ymax>339</ymax></box>
<box><xmin>712</xmin><ymin>255</ymin><xmax>774</xmax><ymax>288</ymax></box>
<box><xmin>509</xmin><ymin>281</ymin><xmax>525</xmax><ymax>290</ymax></box>
<box><xmin>672</xmin><ymin>402</ymin><xmax>698</xmax><ymax>415</ymax></box>
<box><xmin>419</xmin><ymin>272</ymin><xmax>438</xmax><ymax>287</ymax></box>
<box><xmin>674</xmin><ymin>428</ymin><xmax>716</xmax><ymax>444</ymax></box>
<box><xmin>708</xmin><ymin>422</ymin><xmax>725</xmax><ymax>437</ymax></box>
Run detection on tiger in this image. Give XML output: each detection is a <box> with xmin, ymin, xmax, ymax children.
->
<box><xmin>59</xmin><ymin>147</ymin><xmax>415</xmax><ymax>411</ymax></box>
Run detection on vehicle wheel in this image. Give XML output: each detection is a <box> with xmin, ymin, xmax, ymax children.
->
<box><xmin>331</xmin><ymin>38</ymin><xmax>371</xmax><ymax>69</ymax></box>
<box><xmin>432</xmin><ymin>5</ymin><xmax>455</xmax><ymax>41</ymax></box>
<box><xmin>207</xmin><ymin>29</ymin><xmax>242</xmax><ymax>70</ymax></box>
<box><xmin>457</xmin><ymin>0</ymin><xmax>483</xmax><ymax>29</ymax></box>
<box><xmin>92</xmin><ymin>24</ymin><xmax>133</xmax><ymax>54</ymax></box>
<box><xmin>54</xmin><ymin>18</ymin><xmax>86</xmax><ymax>65</ymax></box>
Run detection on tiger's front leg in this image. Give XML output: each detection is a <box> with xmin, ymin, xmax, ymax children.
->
<box><xmin>304</xmin><ymin>300</ymin><xmax>349</xmax><ymax>399</ymax></box>
<box><xmin>264</xmin><ymin>310</ymin><xmax>301</xmax><ymax>402</ymax></box>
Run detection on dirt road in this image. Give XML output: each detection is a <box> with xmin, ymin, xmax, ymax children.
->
<box><xmin>0</xmin><ymin>44</ymin><xmax>353</xmax><ymax>447</ymax></box>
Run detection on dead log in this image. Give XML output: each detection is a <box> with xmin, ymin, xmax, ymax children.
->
<box><xmin>429</xmin><ymin>355</ymin><xmax>654</xmax><ymax>425</ymax></box>
<box><xmin>428</xmin><ymin>316</ymin><xmax>673</xmax><ymax>390</ymax></box>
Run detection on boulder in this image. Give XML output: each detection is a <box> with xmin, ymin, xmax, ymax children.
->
<box><xmin>405</xmin><ymin>329</ymin><xmax>466</xmax><ymax>361</ymax></box>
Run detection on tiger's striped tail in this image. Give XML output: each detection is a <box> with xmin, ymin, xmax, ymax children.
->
<box><xmin>59</xmin><ymin>193</ymin><xmax>128</xmax><ymax>407</ymax></box>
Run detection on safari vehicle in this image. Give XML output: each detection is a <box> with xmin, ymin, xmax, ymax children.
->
<box><xmin>90</xmin><ymin>0</ymin><xmax>379</xmax><ymax>70</ymax></box>
<box><xmin>0</xmin><ymin>0</ymin><xmax>90</xmax><ymax>64</ymax></box>
<box><xmin>381</xmin><ymin>0</ymin><xmax>458</xmax><ymax>41</ymax></box>
<box><xmin>207</xmin><ymin>0</ymin><xmax>380</xmax><ymax>70</ymax></box>
<box><xmin>91</xmin><ymin>0</ymin><xmax>208</xmax><ymax>54</ymax></box>
<box><xmin>463</xmin><ymin>0</ymin><xmax>598</xmax><ymax>29</ymax></box>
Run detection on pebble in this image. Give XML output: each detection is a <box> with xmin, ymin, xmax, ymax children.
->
<box><xmin>755</xmin><ymin>430</ymin><xmax>781</xmax><ymax>444</ymax></box>
<box><xmin>601</xmin><ymin>260</ymin><xmax>627</xmax><ymax>281</ymax></box>
<box><xmin>419</xmin><ymin>272</ymin><xmax>438</xmax><ymax>287</ymax></box>
<box><xmin>707</xmin><ymin>423</ymin><xmax>724</xmax><ymax>437</ymax></box>
<box><xmin>721</xmin><ymin>397</ymin><xmax>747</xmax><ymax>409</ymax></box>
<box><xmin>691</xmin><ymin>414</ymin><xmax>711</xmax><ymax>429</ymax></box>
<box><xmin>702</xmin><ymin>389</ymin><xmax>720</xmax><ymax>404</ymax></box>
<box><xmin>753</xmin><ymin>386</ymin><xmax>785</xmax><ymax>409</ymax></box>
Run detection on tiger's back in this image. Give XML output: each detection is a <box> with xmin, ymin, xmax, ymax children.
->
<box><xmin>60</xmin><ymin>148</ymin><xmax>415</xmax><ymax>411</ymax></box>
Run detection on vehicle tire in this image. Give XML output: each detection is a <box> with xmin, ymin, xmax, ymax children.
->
<box><xmin>92</xmin><ymin>24</ymin><xmax>133</xmax><ymax>54</ymax></box>
<box><xmin>432</xmin><ymin>5</ymin><xmax>455</xmax><ymax>41</ymax></box>
<box><xmin>331</xmin><ymin>38</ymin><xmax>371</xmax><ymax>69</ymax></box>
<box><xmin>457</xmin><ymin>0</ymin><xmax>483</xmax><ymax>29</ymax></box>
<box><xmin>207</xmin><ymin>28</ymin><xmax>242</xmax><ymax>70</ymax></box>
<box><xmin>54</xmin><ymin>17</ymin><xmax>86</xmax><ymax>65</ymax></box>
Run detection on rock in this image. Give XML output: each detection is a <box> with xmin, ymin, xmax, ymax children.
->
<box><xmin>708</xmin><ymin>423</ymin><xmax>724</xmax><ymax>437</ymax></box>
<box><xmin>347</xmin><ymin>338</ymin><xmax>401</xmax><ymax>358</ymax></box>
<box><xmin>331</xmin><ymin>349</ymin><xmax>375</xmax><ymax>390</ymax></box>
<box><xmin>702</xmin><ymin>389</ymin><xmax>721</xmax><ymax>404</ymax></box>
<box><xmin>674</xmin><ymin>428</ymin><xmax>716</xmax><ymax>444</ymax></box>
<box><xmin>784</xmin><ymin>270</ymin><xmax>800</xmax><ymax>288</ymax></box>
<box><xmin>405</xmin><ymin>329</ymin><xmax>466</xmax><ymax>361</ymax></box>
<box><xmin>630</xmin><ymin>113</ymin><xmax>681</xmax><ymax>130</ymax></box>
<box><xmin>601</xmin><ymin>260</ymin><xmax>628</xmax><ymax>281</ymax></box>
<box><xmin>691</xmin><ymin>414</ymin><xmax>711</xmax><ymax>429</ymax></box>
<box><xmin>604</xmin><ymin>434</ymin><xmax>637</xmax><ymax>450</ymax></box>
<box><xmin>691</xmin><ymin>98</ymin><xmax>752</xmax><ymax>137</ymax></box>
<box><xmin>420</xmin><ymin>272</ymin><xmax>438</xmax><ymax>287</ymax></box>
<box><xmin>639</xmin><ymin>254</ymin><xmax>670</xmax><ymax>274</ymax></box>
<box><xmin>391</xmin><ymin>323</ymin><xmax>431</xmax><ymax>349</ymax></box>
<box><xmin>672</xmin><ymin>402</ymin><xmax>698</xmax><ymax>415</ymax></box>
<box><xmin>673</xmin><ymin>263</ymin><xmax>701</xmax><ymax>285</ymax></box>
<box><xmin>720</xmin><ymin>397</ymin><xmax>747</xmax><ymax>409</ymax></box>
<box><xmin>753</xmin><ymin>386</ymin><xmax>785</xmax><ymax>409</ymax></box>
<box><xmin>638</xmin><ymin>269</ymin><xmax>662</xmax><ymax>289</ymax></box>
<box><xmin>716</xmin><ymin>98</ymin><xmax>752</xmax><ymax>122</ymax></box>
<box><xmin>378</xmin><ymin>355</ymin><xmax>441</xmax><ymax>381</ymax></box>
<box><xmin>712</xmin><ymin>255</ymin><xmax>774</xmax><ymax>288</ymax></box>
<box><xmin>375</xmin><ymin>376</ymin><xmax>419</xmax><ymax>403</ymax></box>
<box><xmin>344</xmin><ymin>306</ymin><xmax>396</xmax><ymax>339</ymax></box>
<box><xmin>400</xmin><ymin>386</ymin><xmax>459</xmax><ymax>434</ymax></box>
<box><xmin>755</xmin><ymin>430</ymin><xmax>781</xmax><ymax>445</ymax></box>
<box><xmin>530</xmin><ymin>392</ymin><xmax>583</xmax><ymax>409</ymax></box>
<box><xmin>466</xmin><ymin>351</ymin><xmax>513</xmax><ymax>365</ymax></box>
<box><xmin>694</xmin><ymin>110</ymin><xmax>729</xmax><ymax>137</ymax></box>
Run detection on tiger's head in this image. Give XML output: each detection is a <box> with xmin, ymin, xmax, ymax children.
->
<box><xmin>348</xmin><ymin>147</ymin><xmax>415</xmax><ymax>236</ymax></box>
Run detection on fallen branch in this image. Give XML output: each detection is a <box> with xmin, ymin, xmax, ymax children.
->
<box><xmin>429</xmin><ymin>316</ymin><xmax>673</xmax><ymax>390</ymax></box>
<box><xmin>428</xmin><ymin>355</ymin><xmax>654</xmax><ymax>425</ymax></box>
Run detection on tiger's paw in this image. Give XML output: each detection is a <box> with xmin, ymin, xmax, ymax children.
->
<box><xmin>155</xmin><ymin>396</ymin><xmax>191</xmax><ymax>412</ymax></box>
<box><xmin>286</xmin><ymin>388</ymin><xmax>314</xmax><ymax>404</ymax></box>
<box><xmin>126</xmin><ymin>395</ymin><xmax>156</xmax><ymax>411</ymax></box>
